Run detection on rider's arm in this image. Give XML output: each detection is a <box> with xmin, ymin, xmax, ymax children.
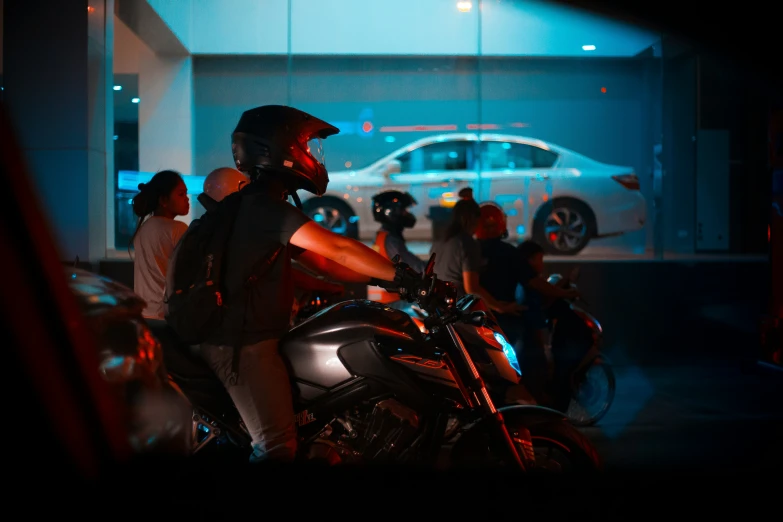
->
<box><xmin>295</xmin><ymin>250</ymin><xmax>370</xmax><ymax>283</ymax></box>
<box><xmin>290</xmin><ymin>221</ymin><xmax>396</xmax><ymax>282</ymax></box>
<box><xmin>291</xmin><ymin>265</ymin><xmax>344</xmax><ymax>293</ymax></box>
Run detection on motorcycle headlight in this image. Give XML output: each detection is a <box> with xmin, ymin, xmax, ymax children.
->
<box><xmin>493</xmin><ymin>331</ymin><xmax>521</xmax><ymax>376</ymax></box>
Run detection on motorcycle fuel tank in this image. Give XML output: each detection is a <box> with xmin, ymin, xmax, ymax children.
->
<box><xmin>280</xmin><ymin>300</ymin><xmax>425</xmax><ymax>391</ymax></box>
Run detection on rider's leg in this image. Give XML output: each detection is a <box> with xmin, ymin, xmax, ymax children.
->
<box><xmin>200</xmin><ymin>340</ymin><xmax>298</xmax><ymax>462</ymax></box>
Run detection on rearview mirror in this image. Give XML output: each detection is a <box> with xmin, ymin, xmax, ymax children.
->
<box><xmin>383</xmin><ymin>160</ymin><xmax>402</xmax><ymax>176</ymax></box>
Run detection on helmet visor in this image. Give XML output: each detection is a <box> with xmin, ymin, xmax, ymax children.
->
<box><xmin>306</xmin><ymin>137</ymin><xmax>326</xmax><ymax>167</ymax></box>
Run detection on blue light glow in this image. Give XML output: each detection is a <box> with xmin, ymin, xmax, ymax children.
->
<box><xmin>313</xmin><ymin>214</ymin><xmax>325</xmax><ymax>222</ymax></box>
<box><xmin>349</xmin><ymin>216</ymin><xmax>360</xmax><ymax>223</ymax></box>
<box><xmin>494</xmin><ymin>331</ymin><xmax>521</xmax><ymax>376</ymax></box>
<box><xmin>113</xmin><ymin>85</ymin><xmax>122</xmax><ymax>91</ymax></box>
<box><xmin>582</xmin><ymin>44</ymin><xmax>596</xmax><ymax>51</ymax></box>
<box><xmin>502</xmin><ymin>142</ymin><xmax>511</xmax><ymax>149</ymax></box>
<box><xmin>385</xmin><ymin>136</ymin><xmax>396</xmax><ymax>143</ymax></box>
<box><xmin>507</xmin><ymin>209</ymin><xmax>518</xmax><ymax>217</ymax></box>
<box><xmin>131</xmin><ymin>97</ymin><xmax>140</xmax><ymax>103</ymax></box>
<box><xmin>516</xmin><ymin>225</ymin><xmax>525</xmax><ymax>235</ymax></box>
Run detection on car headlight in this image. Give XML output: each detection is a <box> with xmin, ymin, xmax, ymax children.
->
<box><xmin>493</xmin><ymin>331</ymin><xmax>521</xmax><ymax>376</ymax></box>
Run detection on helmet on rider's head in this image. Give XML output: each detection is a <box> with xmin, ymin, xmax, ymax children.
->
<box><xmin>476</xmin><ymin>202</ymin><xmax>508</xmax><ymax>240</ymax></box>
<box><xmin>371</xmin><ymin>190</ymin><xmax>417</xmax><ymax>230</ymax></box>
<box><xmin>231</xmin><ymin>105</ymin><xmax>340</xmax><ymax>196</ymax></box>
<box><xmin>203</xmin><ymin>167</ymin><xmax>249</xmax><ymax>202</ymax></box>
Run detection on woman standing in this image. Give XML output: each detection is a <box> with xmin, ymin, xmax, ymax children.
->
<box><xmin>130</xmin><ymin>170</ymin><xmax>190</xmax><ymax>319</ymax></box>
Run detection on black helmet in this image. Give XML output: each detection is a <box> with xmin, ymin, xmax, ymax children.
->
<box><xmin>231</xmin><ymin>105</ymin><xmax>339</xmax><ymax>196</ymax></box>
<box><xmin>372</xmin><ymin>190</ymin><xmax>417</xmax><ymax>230</ymax></box>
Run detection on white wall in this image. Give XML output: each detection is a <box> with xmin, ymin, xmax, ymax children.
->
<box><xmin>151</xmin><ymin>0</ymin><xmax>659</xmax><ymax>57</ymax></box>
<box><xmin>191</xmin><ymin>0</ymin><xmax>288</xmax><ymax>54</ymax></box>
<box><xmin>138</xmin><ymin>54</ymin><xmax>194</xmax><ymax>180</ymax></box>
<box><xmin>113</xmin><ymin>12</ymin><xmax>197</xmax><ymax>235</ymax></box>
<box><xmin>290</xmin><ymin>0</ymin><xmax>479</xmax><ymax>56</ymax></box>
<box><xmin>146</xmin><ymin>0</ymin><xmax>193</xmax><ymax>50</ymax></box>
<box><xmin>114</xmin><ymin>16</ymin><xmax>147</xmax><ymax>74</ymax></box>
<box><xmin>480</xmin><ymin>0</ymin><xmax>659</xmax><ymax>56</ymax></box>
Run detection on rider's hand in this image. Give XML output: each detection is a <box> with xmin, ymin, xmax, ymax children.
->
<box><xmin>392</xmin><ymin>261</ymin><xmax>425</xmax><ymax>299</ymax></box>
<box><xmin>494</xmin><ymin>301</ymin><xmax>527</xmax><ymax>316</ymax></box>
<box><xmin>565</xmin><ymin>289</ymin><xmax>581</xmax><ymax>300</ymax></box>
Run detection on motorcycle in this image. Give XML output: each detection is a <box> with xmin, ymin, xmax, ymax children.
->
<box><xmin>544</xmin><ymin>273</ymin><xmax>615</xmax><ymax>427</ymax></box>
<box><xmin>157</xmin><ymin>256</ymin><xmax>601</xmax><ymax>472</ymax></box>
<box><xmin>66</xmin><ymin>267</ymin><xmax>192</xmax><ymax>455</ymax></box>
<box><xmin>387</xmin><ymin>273</ymin><xmax>614</xmax><ymax>427</ymax></box>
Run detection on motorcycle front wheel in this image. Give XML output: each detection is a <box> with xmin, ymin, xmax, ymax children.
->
<box><xmin>566</xmin><ymin>356</ymin><xmax>616</xmax><ymax>427</ymax></box>
<box><xmin>448</xmin><ymin>418</ymin><xmax>602</xmax><ymax>472</ymax></box>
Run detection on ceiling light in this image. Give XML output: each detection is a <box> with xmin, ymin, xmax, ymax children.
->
<box><xmin>131</xmin><ymin>97</ymin><xmax>140</xmax><ymax>103</ymax></box>
<box><xmin>582</xmin><ymin>44</ymin><xmax>596</xmax><ymax>51</ymax></box>
<box><xmin>457</xmin><ymin>1</ymin><xmax>472</xmax><ymax>12</ymax></box>
<box><xmin>113</xmin><ymin>85</ymin><xmax>122</xmax><ymax>91</ymax></box>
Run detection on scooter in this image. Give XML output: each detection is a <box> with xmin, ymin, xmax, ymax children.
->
<box><xmin>544</xmin><ymin>273</ymin><xmax>615</xmax><ymax>427</ymax></box>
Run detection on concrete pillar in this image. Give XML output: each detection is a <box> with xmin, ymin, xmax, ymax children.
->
<box><xmin>3</xmin><ymin>0</ymin><xmax>114</xmax><ymax>262</ymax></box>
<box><xmin>138</xmin><ymin>54</ymin><xmax>193</xmax><ymax>179</ymax></box>
<box><xmin>115</xmin><ymin>0</ymin><xmax>195</xmax><ymax>225</ymax></box>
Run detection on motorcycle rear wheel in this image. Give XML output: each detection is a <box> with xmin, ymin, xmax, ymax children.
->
<box><xmin>566</xmin><ymin>357</ymin><xmax>616</xmax><ymax>427</ymax></box>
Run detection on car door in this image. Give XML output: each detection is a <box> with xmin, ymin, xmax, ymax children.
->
<box><xmin>386</xmin><ymin>138</ymin><xmax>478</xmax><ymax>238</ymax></box>
<box><xmin>477</xmin><ymin>139</ymin><xmax>559</xmax><ymax>239</ymax></box>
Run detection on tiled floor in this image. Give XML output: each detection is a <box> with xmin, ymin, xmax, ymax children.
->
<box><xmin>578</xmin><ymin>356</ymin><xmax>783</xmax><ymax>471</ymax></box>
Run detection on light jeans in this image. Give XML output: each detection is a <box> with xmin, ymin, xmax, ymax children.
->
<box><xmin>200</xmin><ymin>340</ymin><xmax>297</xmax><ymax>462</ymax></box>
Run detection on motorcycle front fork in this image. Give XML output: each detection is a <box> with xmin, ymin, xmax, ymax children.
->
<box><xmin>444</xmin><ymin>324</ymin><xmax>533</xmax><ymax>471</ymax></box>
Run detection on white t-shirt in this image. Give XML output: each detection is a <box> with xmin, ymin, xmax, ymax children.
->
<box><xmin>133</xmin><ymin>216</ymin><xmax>188</xmax><ymax>319</ymax></box>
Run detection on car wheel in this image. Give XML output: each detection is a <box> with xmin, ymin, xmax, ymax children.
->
<box><xmin>533</xmin><ymin>198</ymin><xmax>595</xmax><ymax>256</ymax></box>
<box><xmin>302</xmin><ymin>197</ymin><xmax>359</xmax><ymax>239</ymax></box>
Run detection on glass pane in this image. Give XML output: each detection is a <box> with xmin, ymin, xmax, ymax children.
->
<box><xmin>288</xmin><ymin>56</ymin><xmax>480</xmax><ymax>242</ymax></box>
<box><xmin>480</xmin><ymin>0</ymin><xmax>662</xmax><ymax>258</ymax></box>
<box><xmin>400</xmin><ymin>141</ymin><xmax>471</xmax><ymax>173</ymax></box>
<box><xmin>112</xmin><ymin>73</ymin><xmax>140</xmax><ymax>251</ymax></box>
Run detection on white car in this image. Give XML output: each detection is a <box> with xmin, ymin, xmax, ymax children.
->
<box><xmin>300</xmin><ymin>133</ymin><xmax>647</xmax><ymax>255</ymax></box>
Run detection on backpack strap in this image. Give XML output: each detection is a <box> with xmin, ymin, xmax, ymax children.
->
<box><xmin>206</xmin><ymin>192</ymin><xmax>244</xmax><ymax>306</ymax></box>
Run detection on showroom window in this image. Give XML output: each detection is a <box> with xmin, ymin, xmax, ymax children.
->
<box><xmin>110</xmin><ymin>0</ymin><xmax>771</xmax><ymax>260</ymax></box>
<box><xmin>398</xmin><ymin>140</ymin><xmax>472</xmax><ymax>173</ymax></box>
<box><xmin>481</xmin><ymin>141</ymin><xmax>559</xmax><ymax>170</ymax></box>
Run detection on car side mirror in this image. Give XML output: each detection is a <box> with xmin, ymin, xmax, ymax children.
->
<box><xmin>383</xmin><ymin>160</ymin><xmax>402</xmax><ymax>176</ymax></box>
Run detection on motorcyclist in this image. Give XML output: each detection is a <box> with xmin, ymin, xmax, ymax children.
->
<box><xmin>195</xmin><ymin>105</ymin><xmax>413</xmax><ymax>463</ymax></box>
<box><xmin>368</xmin><ymin>190</ymin><xmax>425</xmax><ymax>303</ymax></box>
<box><xmin>198</xmin><ymin>167</ymin><xmax>342</xmax><ymax>323</ymax></box>
<box><xmin>516</xmin><ymin>239</ymin><xmax>581</xmax><ymax>405</ymax></box>
<box><xmin>475</xmin><ymin>202</ymin><xmax>527</xmax><ymax>347</ymax></box>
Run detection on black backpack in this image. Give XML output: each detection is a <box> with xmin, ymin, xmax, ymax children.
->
<box><xmin>164</xmin><ymin>191</ymin><xmax>281</xmax><ymax>345</ymax></box>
